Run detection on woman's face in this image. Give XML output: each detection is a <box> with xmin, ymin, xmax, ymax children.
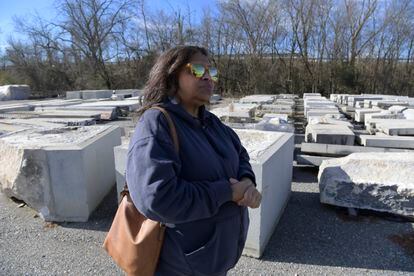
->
<box><xmin>176</xmin><ymin>52</ymin><xmax>215</xmax><ymax>108</ymax></box>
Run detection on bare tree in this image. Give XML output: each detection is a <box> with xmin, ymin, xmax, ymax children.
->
<box><xmin>56</xmin><ymin>0</ymin><xmax>131</xmax><ymax>88</ymax></box>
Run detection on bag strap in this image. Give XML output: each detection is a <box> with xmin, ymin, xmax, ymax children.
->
<box><xmin>121</xmin><ymin>106</ymin><xmax>179</xmax><ymax>196</ymax></box>
<box><xmin>149</xmin><ymin>106</ymin><xmax>179</xmax><ymax>153</ymax></box>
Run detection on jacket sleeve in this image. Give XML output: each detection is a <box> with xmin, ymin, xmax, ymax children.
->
<box><xmin>125</xmin><ymin>112</ymin><xmax>233</xmax><ymax>224</ymax></box>
<box><xmin>226</xmin><ymin>126</ymin><xmax>256</xmax><ymax>185</ymax></box>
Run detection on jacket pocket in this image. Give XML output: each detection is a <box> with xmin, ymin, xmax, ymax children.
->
<box><xmin>184</xmin><ymin>215</ymin><xmax>241</xmax><ymax>275</ymax></box>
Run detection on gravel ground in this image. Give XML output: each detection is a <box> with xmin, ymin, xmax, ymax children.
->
<box><xmin>1</xmin><ymin>100</ymin><xmax>414</xmax><ymax>275</ymax></box>
<box><xmin>1</xmin><ymin>163</ymin><xmax>413</xmax><ymax>276</ymax></box>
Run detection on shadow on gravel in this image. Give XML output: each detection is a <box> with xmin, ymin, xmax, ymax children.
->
<box><xmin>261</xmin><ymin>189</ymin><xmax>414</xmax><ymax>272</ymax></box>
<box><xmin>59</xmin><ymin>186</ymin><xmax>118</xmax><ymax>232</ymax></box>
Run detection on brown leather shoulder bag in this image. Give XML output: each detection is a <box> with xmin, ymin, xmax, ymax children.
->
<box><xmin>103</xmin><ymin>106</ymin><xmax>179</xmax><ymax>276</ymax></box>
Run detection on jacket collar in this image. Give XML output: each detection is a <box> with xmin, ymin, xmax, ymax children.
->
<box><xmin>161</xmin><ymin>97</ymin><xmax>212</xmax><ymax>128</ymax></box>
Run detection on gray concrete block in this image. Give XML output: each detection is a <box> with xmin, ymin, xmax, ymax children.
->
<box><xmin>235</xmin><ymin>129</ymin><xmax>294</xmax><ymax>258</ymax></box>
<box><xmin>0</xmin><ymin>125</ymin><xmax>122</xmax><ymax>222</ymax></box>
<box><xmin>357</xmin><ymin>135</ymin><xmax>414</xmax><ymax>149</ymax></box>
<box><xmin>239</xmin><ymin>95</ymin><xmax>276</xmax><ymax>104</ymax></box>
<box><xmin>0</xmin><ymin>85</ymin><xmax>31</xmax><ymax>101</ymax></box>
<box><xmin>354</xmin><ymin>108</ymin><xmax>382</xmax><ymax>123</ymax></box>
<box><xmin>305</xmin><ymin>124</ymin><xmax>355</xmax><ymax>145</ymax></box>
<box><xmin>300</xmin><ymin>142</ymin><xmax>413</xmax><ymax>156</ymax></box>
<box><xmin>376</xmin><ymin>121</ymin><xmax>414</xmax><ymax>136</ymax></box>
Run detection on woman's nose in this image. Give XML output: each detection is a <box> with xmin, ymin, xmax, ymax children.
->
<box><xmin>201</xmin><ymin>71</ymin><xmax>212</xmax><ymax>81</ymax></box>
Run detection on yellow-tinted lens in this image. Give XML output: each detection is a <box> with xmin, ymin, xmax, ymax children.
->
<box><xmin>209</xmin><ymin>67</ymin><xmax>218</xmax><ymax>82</ymax></box>
<box><xmin>189</xmin><ymin>63</ymin><xmax>218</xmax><ymax>82</ymax></box>
<box><xmin>191</xmin><ymin>64</ymin><xmax>205</xmax><ymax>78</ymax></box>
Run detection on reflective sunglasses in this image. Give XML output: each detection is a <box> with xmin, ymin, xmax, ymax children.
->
<box><xmin>185</xmin><ymin>63</ymin><xmax>218</xmax><ymax>82</ymax></box>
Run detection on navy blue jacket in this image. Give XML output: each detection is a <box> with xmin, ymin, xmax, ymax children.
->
<box><xmin>126</xmin><ymin>99</ymin><xmax>255</xmax><ymax>275</ymax></box>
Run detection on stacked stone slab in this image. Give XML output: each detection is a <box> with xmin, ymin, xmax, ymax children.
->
<box><xmin>354</xmin><ymin>108</ymin><xmax>382</xmax><ymax>123</ymax></box>
<box><xmin>318</xmin><ymin>153</ymin><xmax>414</xmax><ymax>218</ymax></box>
<box><xmin>365</xmin><ymin>117</ymin><xmax>408</xmax><ymax>134</ymax></box>
<box><xmin>0</xmin><ymin>125</ymin><xmax>122</xmax><ymax>222</ymax></box>
<box><xmin>69</xmin><ymin>99</ymin><xmax>140</xmax><ymax>112</ymax></box>
<box><xmin>66</xmin><ymin>90</ymin><xmax>113</xmax><ymax>100</ymax></box>
<box><xmin>357</xmin><ymin>134</ymin><xmax>414</xmax><ymax>149</ymax></box>
<box><xmin>305</xmin><ymin>124</ymin><xmax>355</xmax><ymax>145</ymax></box>
<box><xmin>210</xmin><ymin>103</ymin><xmax>257</xmax><ymax>123</ymax></box>
<box><xmin>0</xmin><ymin>103</ymin><xmax>33</xmax><ymax>113</ymax></box>
<box><xmin>376</xmin><ymin>121</ymin><xmax>414</xmax><ymax>136</ymax></box>
<box><xmin>260</xmin><ymin>104</ymin><xmax>293</xmax><ymax>116</ymax></box>
<box><xmin>66</xmin><ymin>89</ymin><xmax>142</xmax><ymax>100</ymax></box>
<box><xmin>303</xmin><ymin>95</ymin><xmax>339</xmax><ymax>119</ymax></box>
<box><xmin>239</xmin><ymin>94</ymin><xmax>276</xmax><ymax>104</ymax></box>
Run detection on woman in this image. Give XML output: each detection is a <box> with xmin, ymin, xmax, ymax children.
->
<box><xmin>126</xmin><ymin>46</ymin><xmax>262</xmax><ymax>276</ymax></box>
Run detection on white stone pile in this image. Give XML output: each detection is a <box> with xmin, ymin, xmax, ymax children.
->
<box><xmin>210</xmin><ymin>94</ymin><xmax>297</xmax><ymax>132</ymax></box>
<box><xmin>299</xmin><ymin>92</ymin><xmax>414</xmax><ymax>168</ymax></box>
<box><xmin>329</xmin><ymin>93</ymin><xmax>414</xmax><ymax>149</ymax></box>
<box><xmin>303</xmin><ymin>94</ymin><xmax>354</xmax><ymax>145</ymax></box>
<box><xmin>66</xmin><ymin>89</ymin><xmax>142</xmax><ymax>100</ymax></box>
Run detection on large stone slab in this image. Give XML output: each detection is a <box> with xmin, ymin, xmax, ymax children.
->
<box><xmin>301</xmin><ymin>142</ymin><xmax>412</xmax><ymax>157</ymax></box>
<box><xmin>376</xmin><ymin>121</ymin><xmax>414</xmax><ymax>136</ymax></box>
<box><xmin>376</xmin><ymin>101</ymin><xmax>409</xmax><ymax>109</ymax></box>
<box><xmin>0</xmin><ymin>85</ymin><xmax>31</xmax><ymax>101</ymax></box>
<box><xmin>318</xmin><ymin>153</ymin><xmax>414</xmax><ymax>218</ymax></box>
<box><xmin>365</xmin><ymin>118</ymin><xmax>413</xmax><ymax>134</ymax></box>
<box><xmin>70</xmin><ymin>99</ymin><xmax>140</xmax><ymax>112</ymax></box>
<box><xmin>57</xmin><ymin>106</ymin><xmax>118</xmax><ymax>120</ymax></box>
<box><xmin>306</xmin><ymin>109</ymin><xmax>340</xmax><ymax>119</ymax></box>
<box><xmin>239</xmin><ymin>95</ymin><xmax>276</xmax><ymax>104</ymax></box>
<box><xmin>234</xmin><ymin>129</ymin><xmax>294</xmax><ymax>258</ymax></box>
<box><xmin>0</xmin><ymin>118</ymin><xmax>67</xmax><ymax>129</ymax></box>
<box><xmin>274</xmin><ymin>99</ymin><xmax>295</xmax><ymax>106</ymax></box>
<box><xmin>296</xmin><ymin>154</ymin><xmax>333</xmax><ymax>166</ymax></box>
<box><xmin>347</xmin><ymin>96</ymin><xmax>384</xmax><ymax>108</ymax></box>
<box><xmin>307</xmin><ymin>117</ymin><xmax>352</xmax><ymax>128</ymax></box>
<box><xmin>258</xmin><ymin>105</ymin><xmax>293</xmax><ymax>116</ymax></box>
<box><xmin>303</xmin><ymin>93</ymin><xmax>321</xmax><ymax>98</ymax></box>
<box><xmin>66</xmin><ymin>90</ymin><xmax>113</xmax><ymax>100</ymax></box>
<box><xmin>31</xmin><ymin>99</ymin><xmax>83</xmax><ymax>110</ymax></box>
<box><xmin>4</xmin><ymin>110</ymin><xmax>101</xmax><ymax>120</ymax></box>
<box><xmin>354</xmin><ymin>108</ymin><xmax>382</xmax><ymax>123</ymax></box>
<box><xmin>305</xmin><ymin>124</ymin><xmax>355</xmax><ymax>145</ymax></box>
<box><xmin>0</xmin><ymin>125</ymin><xmax>122</xmax><ymax>221</ymax></box>
<box><xmin>357</xmin><ymin>135</ymin><xmax>414</xmax><ymax>149</ymax></box>
<box><xmin>262</xmin><ymin>113</ymin><xmax>289</xmax><ymax>121</ymax></box>
<box><xmin>210</xmin><ymin>104</ymin><xmax>257</xmax><ymax>123</ymax></box>
<box><xmin>0</xmin><ymin>103</ymin><xmax>33</xmax><ymax>113</ymax></box>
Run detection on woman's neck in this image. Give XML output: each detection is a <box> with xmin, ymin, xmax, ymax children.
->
<box><xmin>172</xmin><ymin>95</ymin><xmax>200</xmax><ymax>117</ymax></box>
<box><xmin>181</xmin><ymin>103</ymin><xmax>199</xmax><ymax>118</ymax></box>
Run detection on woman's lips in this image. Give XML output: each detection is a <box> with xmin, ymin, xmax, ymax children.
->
<box><xmin>199</xmin><ymin>83</ymin><xmax>213</xmax><ymax>92</ymax></box>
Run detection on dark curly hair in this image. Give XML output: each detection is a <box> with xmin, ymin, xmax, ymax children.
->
<box><xmin>138</xmin><ymin>45</ymin><xmax>209</xmax><ymax>115</ymax></box>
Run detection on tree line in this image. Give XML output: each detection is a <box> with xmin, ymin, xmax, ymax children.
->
<box><xmin>0</xmin><ymin>0</ymin><xmax>413</xmax><ymax>97</ymax></box>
